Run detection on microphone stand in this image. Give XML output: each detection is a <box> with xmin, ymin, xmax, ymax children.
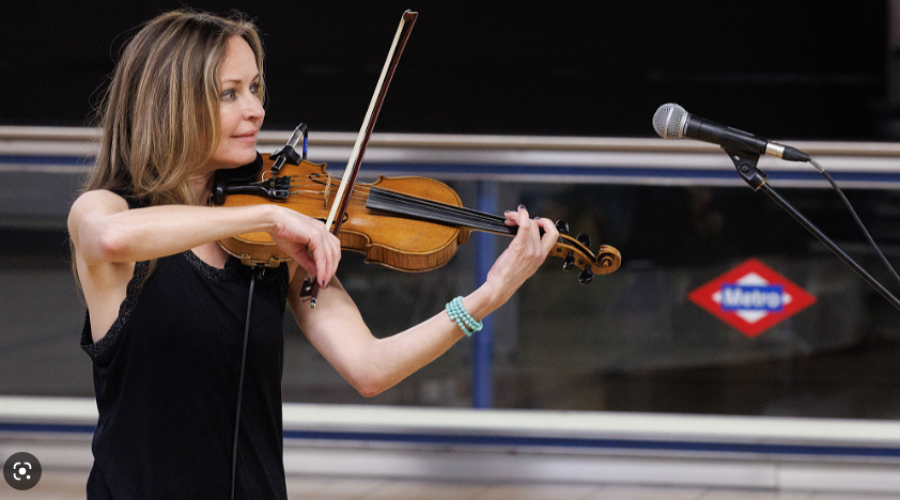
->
<box><xmin>724</xmin><ymin>147</ymin><xmax>900</xmax><ymax>312</ymax></box>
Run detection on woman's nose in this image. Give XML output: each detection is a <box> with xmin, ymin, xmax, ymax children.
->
<box><xmin>245</xmin><ymin>97</ymin><xmax>265</xmax><ymax>122</ymax></box>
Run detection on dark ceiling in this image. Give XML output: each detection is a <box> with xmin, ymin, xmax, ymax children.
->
<box><xmin>0</xmin><ymin>1</ymin><xmax>888</xmax><ymax>140</ymax></box>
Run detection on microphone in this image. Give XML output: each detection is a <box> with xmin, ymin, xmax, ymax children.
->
<box><xmin>652</xmin><ymin>103</ymin><xmax>809</xmax><ymax>162</ymax></box>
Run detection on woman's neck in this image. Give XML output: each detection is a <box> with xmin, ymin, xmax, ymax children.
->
<box><xmin>187</xmin><ymin>172</ymin><xmax>215</xmax><ymax>206</ymax></box>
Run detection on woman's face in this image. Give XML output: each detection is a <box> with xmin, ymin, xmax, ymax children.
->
<box><xmin>205</xmin><ymin>36</ymin><xmax>265</xmax><ymax>172</ymax></box>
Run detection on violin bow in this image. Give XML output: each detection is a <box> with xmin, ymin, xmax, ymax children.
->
<box><xmin>302</xmin><ymin>10</ymin><xmax>418</xmax><ymax>308</ymax></box>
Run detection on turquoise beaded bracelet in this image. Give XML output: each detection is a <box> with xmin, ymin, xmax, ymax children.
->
<box><xmin>445</xmin><ymin>296</ymin><xmax>483</xmax><ymax>337</ymax></box>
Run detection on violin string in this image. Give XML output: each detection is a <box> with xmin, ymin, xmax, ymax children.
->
<box><xmin>287</xmin><ymin>188</ymin><xmax>330</xmax><ymax>196</ymax></box>
<box><xmin>266</xmin><ymin>175</ymin><xmax>593</xmax><ymax>257</ymax></box>
<box><xmin>365</xmin><ymin>188</ymin><xmax>515</xmax><ymax>234</ymax></box>
<box><xmin>287</xmin><ymin>178</ymin><xmax>497</xmax><ymax>219</ymax></box>
<box><xmin>276</xmin><ymin>183</ymin><xmax>584</xmax><ymax>255</ymax></box>
<box><xmin>373</xmin><ymin>189</ymin><xmax>509</xmax><ymax>227</ymax></box>
<box><xmin>285</xmin><ymin>177</ymin><xmax>510</xmax><ymax>225</ymax></box>
<box><xmin>274</xmin><ymin>175</ymin><xmax>514</xmax><ymax>231</ymax></box>
<box><xmin>300</xmin><ymin>177</ymin><xmax>597</xmax><ymax>257</ymax></box>
<box><xmin>358</xmin><ymin>189</ymin><xmax>590</xmax><ymax>257</ymax></box>
<box><xmin>367</xmin><ymin>193</ymin><xmax>514</xmax><ymax>235</ymax></box>
<box><xmin>364</xmin><ymin>186</ymin><xmax>506</xmax><ymax>225</ymax></box>
<box><xmin>350</xmin><ymin>182</ymin><xmax>512</xmax><ymax>226</ymax></box>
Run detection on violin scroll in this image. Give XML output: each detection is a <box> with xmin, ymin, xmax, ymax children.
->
<box><xmin>551</xmin><ymin>220</ymin><xmax>622</xmax><ymax>285</ymax></box>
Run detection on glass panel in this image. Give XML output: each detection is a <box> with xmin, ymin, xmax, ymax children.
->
<box><xmin>4</xmin><ymin>183</ymin><xmax>900</xmax><ymax>419</ymax></box>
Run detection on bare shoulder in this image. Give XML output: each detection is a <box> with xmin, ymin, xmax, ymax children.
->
<box><xmin>68</xmin><ymin>190</ymin><xmax>137</xmax><ymax>342</ymax></box>
<box><xmin>67</xmin><ymin>190</ymin><xmax>129</xmax><ymax>244</ymax></box>
<box><xmin>69</xmin><ymin>189</ymin><xmax>129</xmax><ymax>218</ymax></box>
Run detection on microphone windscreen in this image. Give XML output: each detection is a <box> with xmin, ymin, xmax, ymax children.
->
<box><xmin>652</xmin><ymin>103</ymin><xmax>688</xmax><ymax>139</ymax></box>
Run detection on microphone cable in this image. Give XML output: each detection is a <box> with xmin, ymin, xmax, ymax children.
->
<box><xmin>808</xmin><ymin>158</ymin><xmax>900</xmax><ymax>289</ymax></box>
<box><xmin>653</xmin><ymin>102</ymin><xmax>900</xmax><ymax>301</ymax></box>
<box><xmin>231</xmin><ymin>264</ymin><xmax>266</xmax><ymax>500</ymax></box>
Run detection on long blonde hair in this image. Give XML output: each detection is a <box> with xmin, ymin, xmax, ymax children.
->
<box><xmin>85</xmin><ymin>9</ymin><xmax>265</xmax><ymax>206</ymax></box>
<box><xmin>73</xmin><ymin>10</ymin><xmax>265</xmax><ymax>284</ymax></box>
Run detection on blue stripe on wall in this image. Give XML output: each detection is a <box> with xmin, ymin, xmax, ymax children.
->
<box><xmin>4</xmin><ymin>155</ymin><xmax>900</xmax><ymax>185</ymax></box>
<box><xmin>0</xmin><ymin>155</ymin><xmax>93</xmax><ymax>165</ymax></box>
<box><xmin>4</xmin><ymin>422</ymin><xmax>899</xmax><ymax>459</ymax></box>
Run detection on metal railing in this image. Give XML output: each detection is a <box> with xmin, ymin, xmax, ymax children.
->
<box><xmin>2</xmin><ymin>395</ymin><xmax>900</xmax><ymax>492</ymax></box>
<box><xmin>3</xmin><ymin>126</ymin><xmax>900</xmax><ymax>188</ymax></box>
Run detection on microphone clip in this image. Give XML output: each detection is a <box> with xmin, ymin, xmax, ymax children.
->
<box><xmin>269</xmin><ymin>123</ymin><xmax>308</xmax><ymax>175</ymax></box>
<box><xmin>723</xmin><ymin>147</ymin><xmax>767</xmax><ymax>191</ymax></box>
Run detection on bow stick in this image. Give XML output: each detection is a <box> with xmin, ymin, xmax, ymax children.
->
<box><xmin>301</xmin><ymin>10</ymin><xmax>419</xmax><ymax>307</ymax></box>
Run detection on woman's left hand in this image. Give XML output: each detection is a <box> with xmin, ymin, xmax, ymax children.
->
<box><xmin>482</xmin><ymin>204</ymin><xmax>559</xmax><ymax>304</ymax></box>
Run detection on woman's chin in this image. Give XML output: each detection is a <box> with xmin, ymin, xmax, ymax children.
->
<box><xmin>235</xmin><ymin>152</ymin><xmax>259</xmax><ymax>166</ymax></box>
<box><xmin>224</xmin><ymin>152</ymin><xmax>259</xmax><ymax>168</ymax></box>
<box><xmin>202</xmin><ymin>154</ymin><xmax>258</xmax><ymax>174</ymax></box>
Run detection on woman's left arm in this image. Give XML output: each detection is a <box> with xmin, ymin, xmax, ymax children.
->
<box><xmin>288</xmin><ymin>205</ymin><xmax>559</xmax><ymax>397</ymax></box>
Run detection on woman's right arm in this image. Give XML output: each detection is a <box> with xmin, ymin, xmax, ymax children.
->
<box><xmin>68</xmin><ymin>189</ymin><xmax>340</xmax><ymax>282</ymax></box>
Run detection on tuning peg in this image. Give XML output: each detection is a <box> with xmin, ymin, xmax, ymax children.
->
<box><xmin>579</xmin><ymin>268</ymin><xmax>594</xmax><ymax>284</ymax></box>
<box><xmin>555</xmin><ymin>219</ymin><xmax>570</xmax><ymax>235</ymax></box>
<box><xmin>562</xmin><ymin>251</ymin><xmax>575</xmax><ymax>271</ymax></box>
<box><xmin>576</xmin><ymin>233</ymin><xmax>591</xmax><ymax>248</ymax></box>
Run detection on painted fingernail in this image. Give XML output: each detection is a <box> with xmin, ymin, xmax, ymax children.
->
<box><xmin>534</xmin><ymin>216</ymin><xmax>541</xmax><ymax>220</ymax></box>
<box><xmin>505</xmin><ymin>210</ymin><xmax>512</xmax><ymax>214</ymax></box>
<box><xmin>518</xmin><ymin>204</ymin><xmax>525</xmax><ymax>210</ymax></box>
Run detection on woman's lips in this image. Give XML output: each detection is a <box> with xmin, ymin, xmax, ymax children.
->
<box><xmin>232</xmin><ymin>132</ymin><xmax>257</xmax><ymax>143</ymax></box>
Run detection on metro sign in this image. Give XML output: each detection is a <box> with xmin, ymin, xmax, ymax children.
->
<box><xmin>688</xmin><ymin>259</ymin><xmax>816</xmax><ymax>338</ymax></box>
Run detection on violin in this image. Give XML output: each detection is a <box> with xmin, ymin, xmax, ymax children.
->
<box><xmin>210</xmin><ymin>149</ymin><xmax>622</xmax><ymax>283</ymax></box>
<box><xmin>210</xmin><ymin>10</ymin><xmax>620</xmax><ymax>306</ymax></box>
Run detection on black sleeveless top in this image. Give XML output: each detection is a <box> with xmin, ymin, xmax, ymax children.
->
<box><xmin>80</xmin><ymin>246</ymin><xmax>290</xmax><ymax>499</ymax></box>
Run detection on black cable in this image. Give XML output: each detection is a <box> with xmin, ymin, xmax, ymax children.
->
<box><xmin>231</xmin><ymin>265</ymin><xmax>265</xmax><ymax>500</ymax></box>
<box><xmin>810</xmin><ymin>158</ymin><xmax>900</xmax><ymax>289</ymax></box>
<box><xmin>760</xmin><ymin>184</ymin><xmax>900</xmax><ymax>312</ymax></box>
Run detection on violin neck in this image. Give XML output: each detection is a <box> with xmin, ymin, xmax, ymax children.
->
<box><xmin>365</xmin><ymin>187</ymin><xmax>516</xmax><ymax>236</ymax></box>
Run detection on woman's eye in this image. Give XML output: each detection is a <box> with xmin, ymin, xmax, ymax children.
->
<box><xmin>250</xmin><ymin>82</ymin><xmax>260</xmax><ymax>96</ymax></box>
<box><xmin>221</xmin><ymin>89</ymin><xmax>236</xmax><ymax>101</ymax></box>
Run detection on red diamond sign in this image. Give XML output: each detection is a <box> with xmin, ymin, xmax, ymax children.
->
<box><xmin>687</xmin><ymin>258</ymin><xmax>816</xmax><ymax>338</ymax></box>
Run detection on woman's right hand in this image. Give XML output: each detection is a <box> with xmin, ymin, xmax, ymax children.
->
<box><xmin>267</xmin><ymin>206</ymin><xmax>341</xmax><ymax>287</ymax></box>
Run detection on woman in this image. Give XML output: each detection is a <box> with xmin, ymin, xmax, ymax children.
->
<box><xmin>69</xmin><ymin>9</ymin><xmax>559</xmax><ymax>499</ymax></box>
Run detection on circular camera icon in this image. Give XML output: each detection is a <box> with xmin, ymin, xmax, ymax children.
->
<box><xmin>3</xmin><ymin>452</ymin><xmax>42</xmax><ymax>490</ymax></box>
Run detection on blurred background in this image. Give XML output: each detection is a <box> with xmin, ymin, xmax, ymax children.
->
<box><xmin>2</xmin><ymin>0</ymin><xmax>897</xmax><ymax>415</ymax></box>
<box><xmin>3</xmin><ymin>1</ymin><xmax>900</xmax><ymax>496</ymax></box>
